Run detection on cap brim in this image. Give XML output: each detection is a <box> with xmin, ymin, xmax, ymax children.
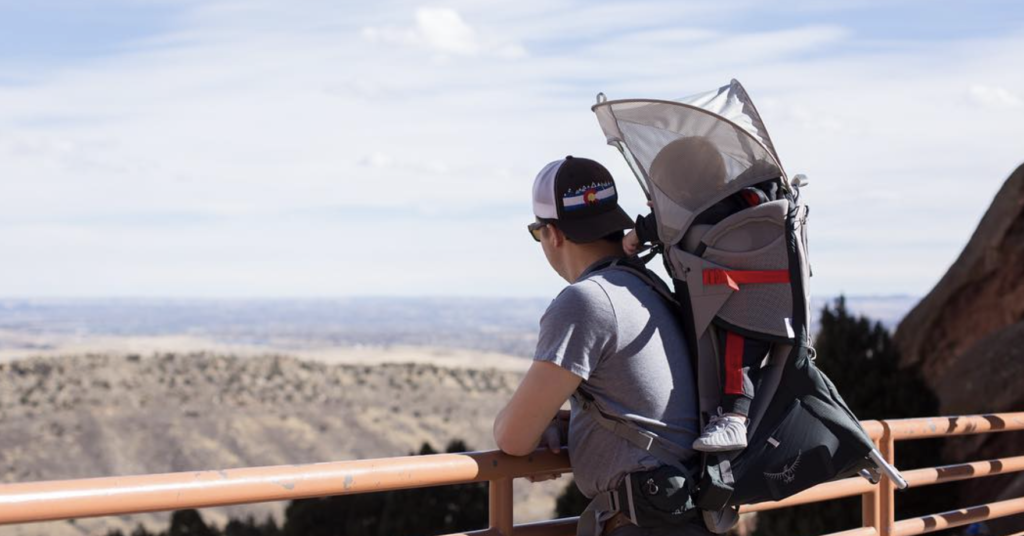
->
<box><xmin>556</xmin><ymin>206</ymin><xmax>635</xmax><ymax>243</ymax></box>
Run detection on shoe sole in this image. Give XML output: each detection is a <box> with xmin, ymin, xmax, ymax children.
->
<box><xmin>692</xmin><ymin>442</ymin><xmax>747</xmax><ymax>453</ymax></box>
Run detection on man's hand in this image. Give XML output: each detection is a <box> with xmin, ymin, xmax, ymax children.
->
<box><xmin>622</xmin><ymin>230</ymin><xmax>641</xmax><ymax>255</ymax></box>
<box><xmin>537</xmin><ymin>409</ymin><xmax>570</xmax><ymax>454</ymax></box>
<box><xmin>538</xmin><ymin>421</ymin><xmax>563</xmax><ymax>454</ymax></box>
<box><xmin>527</xmin><ymin>410</ymin><xmax>570</xmax><ymax>482</ymax></box>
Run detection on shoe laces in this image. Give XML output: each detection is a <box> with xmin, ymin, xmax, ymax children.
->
<box><xmin>706</xmin><ymin>408</ymin><xmax>742</xmax><ymax>432</ymax></box>
<box><xmin>705</xmin><ymin>409</ymin><xmax>729</xmax><ymax>432</ymax></box>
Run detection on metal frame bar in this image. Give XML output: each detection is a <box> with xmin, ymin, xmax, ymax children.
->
<box><xmin>489</xmin><ymin>478</ymin><xmax>514</xmax><ymax>536</ymax></box>
<box><xmin>892</xmin><ymin>497</ymin><xmax>1024</xmax><ymax>536</ymax></box>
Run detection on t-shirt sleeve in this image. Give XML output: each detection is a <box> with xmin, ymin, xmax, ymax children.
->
<box><xmin>533</xmin><ymin>280</ymin><xmax>617</xmax><ymax>380</ymax></box>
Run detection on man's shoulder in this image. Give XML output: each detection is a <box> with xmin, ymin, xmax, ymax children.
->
<box><xmin>541</xmin><ymin>262</ymin><xmax>670</xmax><ymax>326</ymax></box>
<box><xmin>548</xmin><ymin>276</ymin><xmax>612</xmax><ymax>316</ymax></box>
<box><xmin>585</xmin><ymin>265</ymin><xmax>680</xmax><ymax>327</ymax></box>
<box><xmin>587</xmin><ymin>262</ymin><xmax>670</xmax><ymax>298</ymax></box>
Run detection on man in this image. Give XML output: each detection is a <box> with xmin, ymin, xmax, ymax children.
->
<box><xmin>493</xmin><ymin>156</ymin><xmax>709</xmax><ymax>536</ymax></box>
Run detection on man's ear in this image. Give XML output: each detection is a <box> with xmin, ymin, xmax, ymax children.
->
<box><xmin>548</xmin><ymin>224</ymin><xmax>566</xmax><ymax>248</ymax></box>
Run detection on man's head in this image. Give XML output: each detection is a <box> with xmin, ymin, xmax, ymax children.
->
<box><xmin>530</xmin><ymin>156</ymin><xmax>634</xmax><ymax>281</ymax></box>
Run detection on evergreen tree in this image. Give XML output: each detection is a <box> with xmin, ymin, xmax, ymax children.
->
<box><xmin>257</xmin><ymin>515</ymin><xmax>282</xmax><ymax>536</ymax></box>
<box><xmin>814</xmin><ymin>297</ymin><xmax>938</xmax><ymax>421</ymax></box>
<box><xmin>554</xmin><ymin>479</ymin><xmax>589</xmax><ymax>518</ymax></box>
<box><xmin>224</xmin><ymin>515</ymin><xmax>277</xmax><ymax>536</ymax></box>
<box><xmin>166</xmin><ymin>509</ymin><xmax>219</xmax><ymax>536</ymax></box>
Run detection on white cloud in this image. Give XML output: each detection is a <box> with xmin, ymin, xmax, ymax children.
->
<box><xmin>361</xmin><ymin>26</ymin><xmax>419</xmax><ymax>48</ymax></box>
<box><xmin>0</xmin><ymin>1</ymin><xmax>1023</xmax><ymax>298</ymax></box>
<box><xmin>362</xmin><ymin>7</ymin><xmax>526</xmax><ymax>59</ymax></box>
<box><xmin>967</xmin><ymin>84</ymin><xmax>1023</xmax><ymax>108</ymax></box>
<box><xmin>358</xmin><ymin>151</ymin><xmax>451</xmax><ymax>174</ymax></box>
<box><xmin>359</xmin><ymin>151</ymin><xmax>394</xmax><ymax>169</ymax></box>
<box><xmin>415</xmin><ymin>8</ymin><xmax>480</xmax><ymax>55</ymax></box>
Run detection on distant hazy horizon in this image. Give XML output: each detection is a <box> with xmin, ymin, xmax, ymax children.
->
<box><xmin>0</xmin><ymin>294</ymin><xmax>920</xmax><ymax>359</ymax></box>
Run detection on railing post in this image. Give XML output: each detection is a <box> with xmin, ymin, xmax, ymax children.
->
<box><xmin>489</xmin><ymin>477</ymin><xmax>514</xmax><ymax>536</ymax></box>
<box><xmin>863</xmin><ymin>437</ymin><xmax>882</xmax><ymax>532</ymax></box>
<box><xmin>878</xmin><ymin>423</ymin><xmax>896</xmax><ymax>536</ymax></box>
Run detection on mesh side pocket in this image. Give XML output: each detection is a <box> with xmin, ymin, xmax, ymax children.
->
<box><xmin>731</xmin><ymin>399</ymin><xmax>840</xmax><ymax>504</ymax></box>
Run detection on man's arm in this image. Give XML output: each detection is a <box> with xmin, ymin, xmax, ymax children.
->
<box><xmin>493</xmin><ymin>361</ymin><xmax>582</xmax><ymax>456</ymax></box>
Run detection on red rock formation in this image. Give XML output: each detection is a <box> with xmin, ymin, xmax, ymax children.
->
<box><xmin>894</xmin><ymin>163</ymin><xmax>1024</xmax><ymax>533</ymax></box>
<box><xmin>895</xmin><ymin>163</ymin><xmax>1024</xmax><ymax>394</ymax></box>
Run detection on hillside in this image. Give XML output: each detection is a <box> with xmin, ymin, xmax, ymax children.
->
<box><xmin>0</xmin><ymin>352</ymin><xmax>566</xmax><ymax>536</ymax></box>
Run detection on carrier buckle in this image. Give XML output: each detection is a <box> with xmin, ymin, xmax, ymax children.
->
<box><xmin>702</xmin><ymin>269</ymin><xmax>740</xmax><ymax>291</ymax></box>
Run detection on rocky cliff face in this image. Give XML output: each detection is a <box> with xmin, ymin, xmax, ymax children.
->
<box><xmin>893</xmin><ymin>163</ymin><xmax>1024</xmax><ymax>532</ymax></box>
<box><xmin>895</xmin><ymin>163</ymin><xmax>1024</xmax><ymax>396</ymax></box>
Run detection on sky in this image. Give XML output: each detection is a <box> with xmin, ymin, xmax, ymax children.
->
<box><xmin>0</xmin><ymin>0</ymin><xmax>1022</xmax><ymax>299</ymax></box>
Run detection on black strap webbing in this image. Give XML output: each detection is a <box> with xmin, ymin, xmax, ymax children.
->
<box><xmin>574</xmin><ymin>391</ymin><xmax>697</xmax><ymax>488</ymax></box>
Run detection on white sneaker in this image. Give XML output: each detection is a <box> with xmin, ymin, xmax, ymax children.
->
<box><xmin>693</xmin><ymin>412</ymin><xmax>748</xmax><ymax>452</ymax></box>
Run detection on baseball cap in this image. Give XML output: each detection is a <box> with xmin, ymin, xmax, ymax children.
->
<box><xmin>531</xmin><ymin>156</ymin><xmax>635</xmax><ymax>243</ymax></box>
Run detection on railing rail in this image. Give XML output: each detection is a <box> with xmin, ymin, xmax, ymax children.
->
<box><xmin>0</xmin><ymin>412</ymin><xmax>1022</xmax><ymax>536</ymax></box>
<box><xmin>0</xmin><ymin>450</ymin><xmax>570</xmax><ymax>526</ymax></box>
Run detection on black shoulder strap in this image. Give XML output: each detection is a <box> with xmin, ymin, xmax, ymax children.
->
<box><xmin>573</xmin><ymin>390</ymin><xmax>697</xmax><ymax>487</ymax></box>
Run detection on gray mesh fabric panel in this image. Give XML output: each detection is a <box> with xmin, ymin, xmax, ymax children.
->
<box><xmin>668</xmin><ymin>247</ymin><xmax>733</xmax><ymax>340</ymax></box>
<box><xmin>701</xmin><ymin>200</ymin><xmax>788</xmax><ymax>253</ymax></box>
<box><xmin>700</xmin><ymin>206</ymin><xmax>793</xmax><ymax>339</ymax></box>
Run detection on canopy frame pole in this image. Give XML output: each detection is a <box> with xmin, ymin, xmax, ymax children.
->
<box><xmin>613</xmin><ymin>141</ymin><xmax>651</xmax><ymax>201</ymax></box>
<box><xmin>596</xmin><ymin>92</ymin><xmax>652</xmax><ymax>202</ymax></box>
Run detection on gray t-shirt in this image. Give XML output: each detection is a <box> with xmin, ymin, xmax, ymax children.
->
<box><xmin>534</xmin><ymin>258</ymin><xmax>699</xmax><ymax>498</ymax></box>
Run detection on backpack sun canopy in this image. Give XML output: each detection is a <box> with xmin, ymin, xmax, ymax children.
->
<box><xmin>593</xmin><ymin>79</ymin><xmax>790</xmax><ymax>247</ymax></box>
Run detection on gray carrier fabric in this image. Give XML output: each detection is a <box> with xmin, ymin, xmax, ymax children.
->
<box><xmin>590</xmin><ymin>80</ymin><xmax>878</xmax><ymax>516</ymax></box>
<box><xmin>698</xmin><ymin>200</ymin><xmax>794</xmax><ymax>339</ymax></box>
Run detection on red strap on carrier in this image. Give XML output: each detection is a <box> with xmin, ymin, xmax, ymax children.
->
<box><xmin>702</xmin><ymin>269</ymin><xmax>790</xmax><ymax>291</ymax></box>
<box><xmin>724</xmin><ymin>331</ymin><xmax>745</xmax><ymax>395</ymax></box>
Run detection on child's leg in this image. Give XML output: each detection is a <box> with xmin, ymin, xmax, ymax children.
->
<box><xmin>694</xmin><ymin>329</ymin><xmax>772</xmax><ymax>452</ymax></box>
<box><xmin>694</xmin><ymin>329</ymin><xmax>774</xmax><ymax>452</ymax></box>
<box><xmin>719</xmin><ymin>330</ymin><xmax>772</xmax><ymax>419</ymax></box>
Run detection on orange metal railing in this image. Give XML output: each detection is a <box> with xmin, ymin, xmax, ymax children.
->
<box><xmin>741</xmin><ymin>413</ymin><xmax>1024</xmax><ymax>536</ymax></box>
<box><xmin>0</xmin><ymin>412</ymin><xmax>1022</xmax><ymax>536</ymax></box>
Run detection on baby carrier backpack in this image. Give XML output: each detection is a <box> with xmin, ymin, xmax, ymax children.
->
<box><xmin>578</xmin><ymin>80</ymin><xmax>907</xmax><ymax>533</ymax></box>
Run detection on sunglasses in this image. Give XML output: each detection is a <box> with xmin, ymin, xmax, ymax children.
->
<box><xmin>527</xmin><ymin>219</ymin><xmax>552</xmax><ymax>242</ymax></box>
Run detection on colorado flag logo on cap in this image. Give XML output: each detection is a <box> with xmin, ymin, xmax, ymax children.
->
<box><xmin>563</xmin><ymin>182</ymin><xmax>616</xmax><ymax>211</ymax></box>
